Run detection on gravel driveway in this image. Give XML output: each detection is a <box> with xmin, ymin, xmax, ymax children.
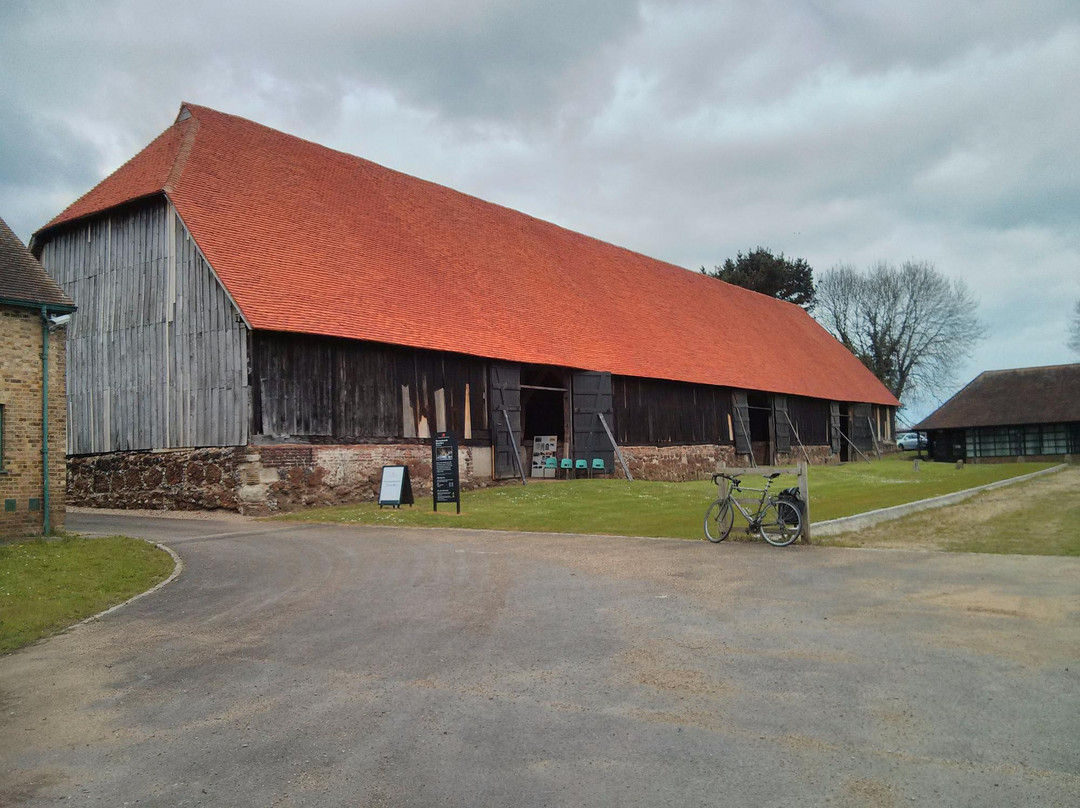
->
<box><xmin>1</xmin><ymin>512</ymin><xmax>1078</xmax><ymax>807</ymax></box>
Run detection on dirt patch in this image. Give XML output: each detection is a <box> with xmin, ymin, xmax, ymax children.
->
<box><xmin>914</xmin><ymin>588</ymin><xmax>1079</xmax><ymax>622</ymax></box>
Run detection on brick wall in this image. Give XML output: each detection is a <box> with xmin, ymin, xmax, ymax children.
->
<box><xmin>1</xmin><ymin>306</ymin><xmax>67</xmax><ymax>536</ymax></box>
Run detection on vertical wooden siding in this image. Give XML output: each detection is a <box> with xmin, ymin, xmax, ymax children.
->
<box><xmin>613</xmin><ymin>376</ymin><xmax>732</xmax><ymax>445</ymax></box>
<box><xmin>38</xmin><ymin>198</ymin><xmax>249</xmax><ymax>453</ymax></box>
<box><xmin>251</xmin><ymin>332</ymin><xmax>490</xmax><ymax>442</ymax></box>
<box><xmin>787</xmin><ymin>396</ymin><xmax>830</xmax><ymax>446</ymax></box>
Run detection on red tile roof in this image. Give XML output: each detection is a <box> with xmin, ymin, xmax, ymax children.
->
<box><xmin>39</xmin><ymin>104</ymin><xmax>898</xmax><ymax>406</ymax></box>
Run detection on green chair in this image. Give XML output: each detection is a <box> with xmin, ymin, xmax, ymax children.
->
<box><xmin>543</xmin><ymin>456</ymin><xmax>557</xmax><ymax>477</ymax></box>
<box><xmin>560</xmin><ymin>458</ymin><xmax>574</xmax><ymax>479</ymax></box>
<box><xmin>591</xmin><ymin>457</ymin><xmax>606</xmax><ymax>477</ymax></box>
<box><xmin>574</xmin><ymin>459</ymin><xmax>588</xmax><ymax>478</ymax></box>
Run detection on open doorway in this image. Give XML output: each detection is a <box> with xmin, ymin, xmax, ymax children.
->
<box><xmin>746</xmin><ymin>392</ymin><xmax>773</xmax><ymax>465</ymax></box>
<box><xmin>838</xmin><ymin>404</ymin><xmax>852</xmax><ymax>462</ymax></box>
<box><xmin>520</xmin><ymin>365</ymin><xmax>569</xmax><ymax>472</ymax></box>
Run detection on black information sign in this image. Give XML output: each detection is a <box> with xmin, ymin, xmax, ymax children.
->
<box><xmin>378</xmin><ymin>465</ymin><xmax>414</xmax><ymax>508</ymax></box>
<box><xmin>432</xmin><ymin>431</ymin><xmax>461</xmax><ymax>513</ymax></box>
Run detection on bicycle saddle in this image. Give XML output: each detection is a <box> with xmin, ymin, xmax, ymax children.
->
<box><xmin>765</xmin><ymin>472</ymin><xmax>782</xmax><ymax>479</ymax></box>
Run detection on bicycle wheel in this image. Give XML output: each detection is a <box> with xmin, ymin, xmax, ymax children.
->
<box><xmin>758</xmin><ymin>500</ymin><xmax>801</xmax><ymax>547</ymax></box>
<box><xmin>704</xmin><ymin>498</ymin><xmax>734</xmax><ymax>543</ymax></box>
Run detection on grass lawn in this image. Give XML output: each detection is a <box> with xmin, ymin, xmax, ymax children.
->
<box><xmin>0</xmin><ymin>535</ymin><xmax>174</xmax><ymax>653</ymax></box>
<box><xmin>279</xmin><ymin>455</ymin><xmax>1055</xmax><ymax>541</ymax></box>
<box><xmin>819</xmin><ymin>465</ymin><xmax>1080</xmax><ymax>556</ymax></box>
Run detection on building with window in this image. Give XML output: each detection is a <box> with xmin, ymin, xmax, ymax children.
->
<box><xmin>31</xmin><ymin>104</ymin><xmax>897</xmax><ymax>512</ymax></box>
<box><xmin>0</xmin><ymin>215</ymin><xmax>76</xmax><ymax>535</ymax></box>
<box><xmin>915</xmin><ymin>364</ymin><xmax>1080</xmax><ymax>462</ymax></box>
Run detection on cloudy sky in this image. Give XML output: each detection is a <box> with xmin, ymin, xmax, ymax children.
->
<box><xmin>2</xmin><ymin>0</ymin><xmax>1078</xmax><ymax>421</ymax></box>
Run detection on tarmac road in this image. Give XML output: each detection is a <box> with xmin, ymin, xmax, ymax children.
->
<box><xmin>1</xmin><ymin>512</ymin><xmax>1078</xmax><ymax>807</ymax></box>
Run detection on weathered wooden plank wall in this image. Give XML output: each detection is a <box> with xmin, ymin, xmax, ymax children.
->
<box><xmin>38</xmin><ymin>198</ymin><xmax>249</xmax><ymax>454</ymax></box>
<box><xmin>251</xmin><ymin>332</ymin><xmax>490</xmax><ymax>443</ymax></box>
<box><xmin>612</xmin><ymin>376</ymin><xmax>732</xmax><ymax>445</ymax></box>
<box><xmin>787</xmin><ymin>396</ymin><xmax>830</xmax><ymax>446</ymax></box>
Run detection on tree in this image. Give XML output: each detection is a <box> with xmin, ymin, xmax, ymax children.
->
<box><xmin>1069</xmin><ymin>299</ymin><xmax>1080</xmax><ymax>358</ymax></box>
<box><xmin>702</xmin><ymin>247</ymin><xmax>815</xmax><ymax>309</ymax></box>
<box><xmin>815</xmin><ymin>260</ymin><xmax>983</xmax><ymax>404</ymax></box>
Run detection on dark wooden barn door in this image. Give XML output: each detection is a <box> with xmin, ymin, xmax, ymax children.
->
<box><xmin>490</xmin><ymin>363</ymin><xmax>522</xmax><ymax>479</ymax></box>
<box><xmin>571</xmin><ymin>371</ymin><xmax>614</xmax><ymax>470</ymax></box>
<box><xmin>850</xmin><ymin>403</ymin><xmax>873</xmax><ymax>453</ymax></box>
<box><xmin>732</xmin><ymin>391</ymin><xmax>751</xmax><ymax>455</ymax></box>
<box><xmin>773</xmin><ymin>395</ymin><xmax>791</xmax><ymax>455</ymax></box>
<box><xmin>829</xmin><ymin>402</ymin><xmax>842</xmax><ymax>455</ymax></box>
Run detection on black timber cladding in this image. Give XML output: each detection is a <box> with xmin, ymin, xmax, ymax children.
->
<box><xmin>613</xmin><ymin>376</ymin><xmax>733</xmax><ymax>446</ymax></box>
<box><xmin>252</xmin><ymin>332</ymin><xmax>489</xmax><ymax>443</ymax></box>
<box><xmin>789</xmin><ymin>396</ymin><xmax>830</xmax><ymax>446</ymax></box>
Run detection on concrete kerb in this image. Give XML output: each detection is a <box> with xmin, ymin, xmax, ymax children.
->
<box><xmin>810</xmin><ymin>463</ymin><xmax>1068</xmax><ymax>537</ymax></box>
<box><xmin>79</xmin><ymin>540</ymin><xmax>184</xmax><ymax>626</ymax></box>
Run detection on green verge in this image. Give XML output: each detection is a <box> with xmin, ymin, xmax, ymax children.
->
<box><xmin>818</xmin><ymin>465</ymin><xmax>1080</xmax><ymax>556</ymax></box>
<box><xmin>0</xmin><ymin>535</ymin><xmax>175</xmax><ymax>653</ymax></box>
<box><xmin>279</xmin><ymin>455</ymin><xmax>1054</xmax><ymax>541</ymax></box>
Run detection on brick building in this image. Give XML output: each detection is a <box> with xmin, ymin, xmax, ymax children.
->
<box><xmin>32</xmin><ymin>104</ymin><xmax>896</xmax><ymax>513</ymax></box>
<box><xmin>0</xmin><ymin>216</ymin><xmax>76</xmax><ymax>535</ymax></box>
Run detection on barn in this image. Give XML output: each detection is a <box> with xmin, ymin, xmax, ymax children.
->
<box><xmin>915</xmin><ymin>364</ymin><xmax>1080</xmax><ymax>463</ymax></box>
<box><xmin>31</xmin><ymin>104</ymin><xmax>897</xmax><ymax>512</ymax></box>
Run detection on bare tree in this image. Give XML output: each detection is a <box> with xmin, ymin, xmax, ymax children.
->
<box><xmin>1069</xmin><ymin>299</ymin><xmax>1080</xmax><ymax>358</ymax></box>
<box><xmin>815</xmin><ymin>260</ymin><xmax>984</xmax><ymax>404</ymax></box>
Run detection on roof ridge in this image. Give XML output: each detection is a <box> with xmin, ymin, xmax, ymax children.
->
<box><xmin>163</xmin><ymin>115</ymin><xmax>200</xmax><ymax>194</ymax></box>
<box><xmin>982</xmin><ymin>362</ymin><xmax>1080</xmax><ymax>374</ymax></box>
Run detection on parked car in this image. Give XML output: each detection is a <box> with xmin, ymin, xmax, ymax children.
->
<box><xmin>896</xmin><ymin>432</ymin><xmax>926</xmax><ymax>451</ymax></box>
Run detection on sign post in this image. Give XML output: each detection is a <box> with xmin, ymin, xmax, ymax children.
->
<box><xmin>433</xmin><ymin>431</ymin><xmax>461</xmax><ymax>514</ymax></box>
<box><xmin>378</xmin><ymin>465</ymin><xmax>414</xmax><ymax>508</ymax></box>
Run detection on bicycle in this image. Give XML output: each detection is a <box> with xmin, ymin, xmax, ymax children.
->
<box><xmin>704</xmin><ymin>472</ymin><xmax>803</xmax><ymax>546</ymax></box>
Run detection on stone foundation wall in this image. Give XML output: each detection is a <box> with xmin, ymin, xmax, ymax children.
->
<box><xmin>776</xmin><ymin>445</ymin><xmax>836</xmax><ymax>466</ymax></box>
<box><xmin>67</xmin><ymin>441</ymin><xmax>844</xmax><ymax>513</ymax></box>
<box><xmin>69</xmin><ymin>443</ymin><xmax>495</xmax><ymax>514</ymax></box>
<box><xmin>237</xmin><ymin>443</ymin><xmax>493</xmax><ymax>514</ymax></box>
<box><xmin>619</xmin><ymin>444</ymin><xmax>737</xmax><ymax>482</ymax></box>
<box><xmin>68</xmin><ymin>447</ymin><xmax>243</xmax><ymax>510</ymax></box>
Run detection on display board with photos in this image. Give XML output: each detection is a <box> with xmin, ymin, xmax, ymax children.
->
<box><xmin>530</xmin><ymin>435</ymin><xmax>558</xmax><ymax>478</ymax></box>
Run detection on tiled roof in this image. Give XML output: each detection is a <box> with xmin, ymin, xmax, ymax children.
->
<box><xmin>0</xmin><ymin>215</ymin><xmax>74</xmax><ymax>310</ymax></box>
<box><xmin>38</xmin><ymin>103</ymin><xmax>897</xmax><ymax>406</ymax></box>
<box><xmin>915</xmin><ymin>364</ymin><xmax>1080</xmax><ymax>430</ymax></box>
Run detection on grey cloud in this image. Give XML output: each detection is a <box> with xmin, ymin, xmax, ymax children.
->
<box><xmin>1</xmin><ymin>0</ymin><xmax>1077</xmax><ymax>401</ymax></box>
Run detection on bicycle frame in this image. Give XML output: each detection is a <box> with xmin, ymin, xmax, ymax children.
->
<box><xmin>722</xmin><ymin>477</ymin><xmax>774</xmax><ymax>530</ymax></box>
